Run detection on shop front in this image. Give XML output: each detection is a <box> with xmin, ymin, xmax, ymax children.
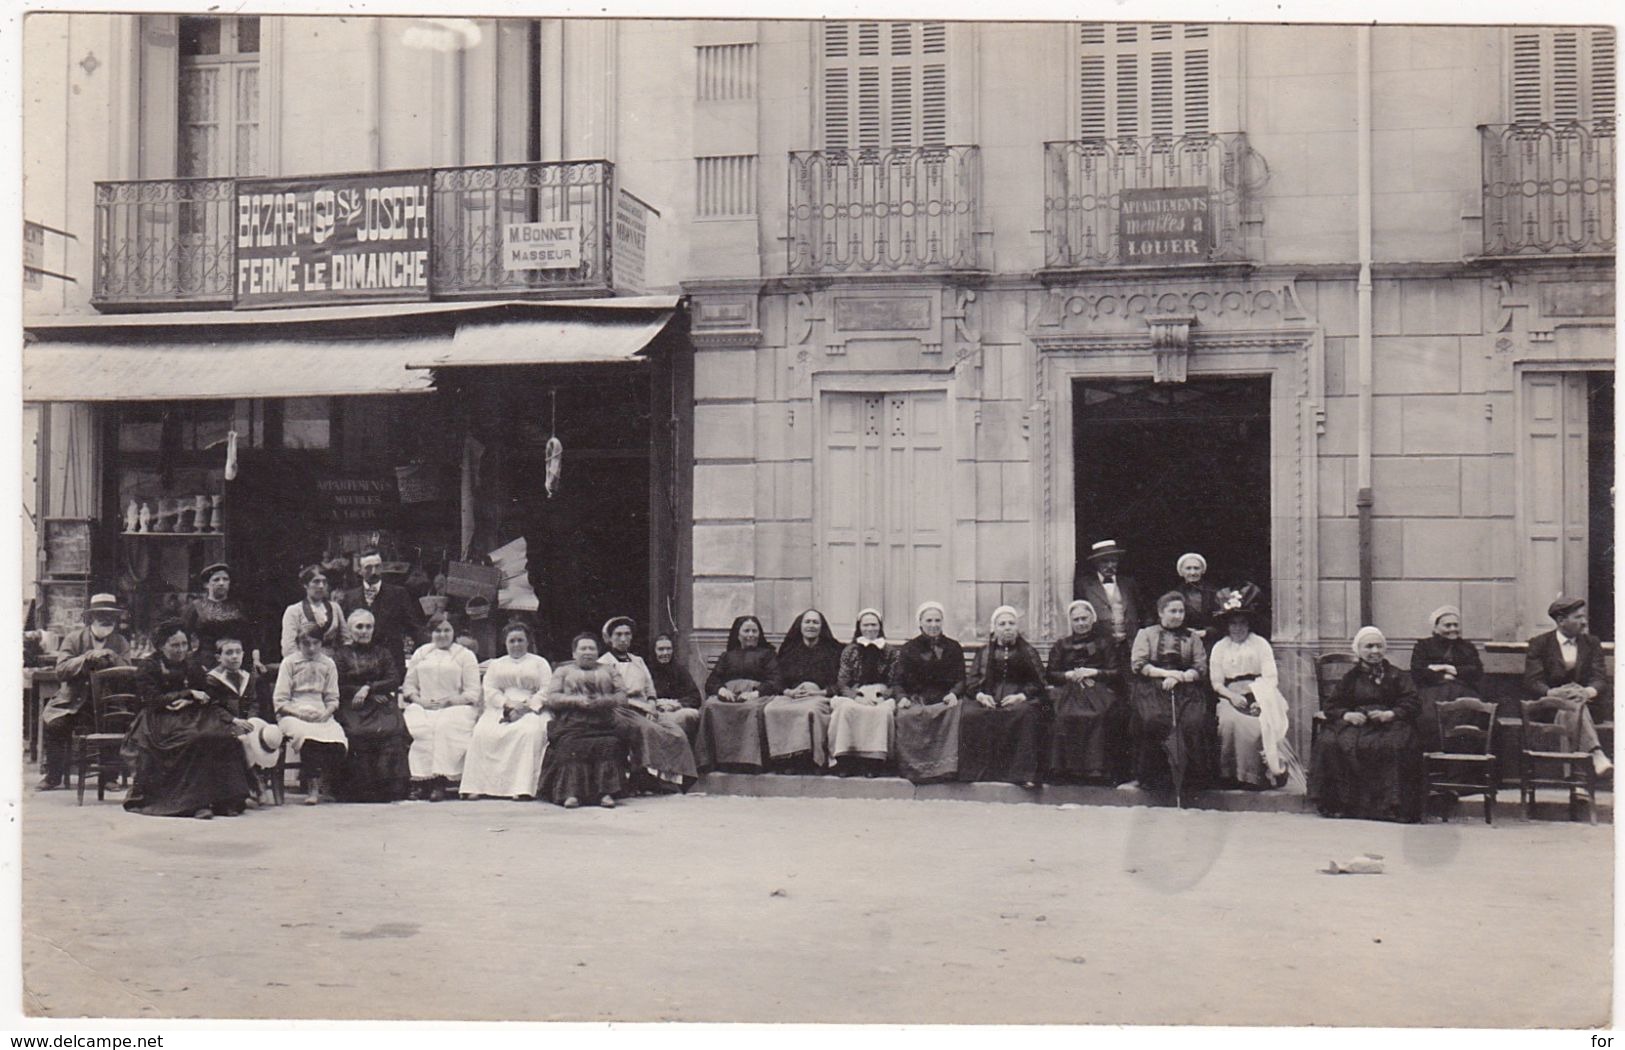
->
<box><xmin>22</xmin><ymin>298</ymin><xmax>692</xmax><ymax>664</ymax></box>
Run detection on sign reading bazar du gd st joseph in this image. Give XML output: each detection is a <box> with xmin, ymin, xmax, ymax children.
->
<box><xmin>236</xmin><ymin>172</ymin><xmax>431</xmax><ymax>307</ymax></box>
<box><xmin>1118</xmin><ymin>186</ymin><xmax>1213</xmax><ymax>265</ymax></box>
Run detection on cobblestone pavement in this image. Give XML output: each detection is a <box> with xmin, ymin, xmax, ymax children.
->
<box><xmin>19</xmin><ymin>787</ymin><xmax>1613</xmax><ymax>1026</ymax></box>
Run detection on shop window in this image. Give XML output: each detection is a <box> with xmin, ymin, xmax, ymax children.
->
<box><xmin>279</xmin><ymin>397</ymin><xmax>332</xmax><ymax>450</ymax></box>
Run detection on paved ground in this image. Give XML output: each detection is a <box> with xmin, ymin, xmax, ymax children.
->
<box><xmin>19</xmin><ymin>786</ymin><xmax>1613</xmax><ymax>1027</ymax></box>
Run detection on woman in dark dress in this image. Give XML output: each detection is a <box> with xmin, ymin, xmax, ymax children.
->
<box><xmin>1409</xmin><ymin>605</ymin><xmax>1485</xmax><ymax>744</ymax></box>
<box><xmin>960</xmin><ymin>606</ymin><xmax>1048</xmax><ymax>787</ymax></box>
<box><xmin>1172</xmin><ymin>552</ymin><xmax>1221</xmax><ymax>643</ymax></box>
<box><xmin>890</xmin><ymin>601</ymin><xmax>967</xmax><ymax>783</ymax></box>
<box><xmin>649</xmin><ymin>633</ymin><xmax>703</xmax><ymax>743</ymax></box>
<box><xmin>332</xmin><ymin>608</ymin><xmax>410</xmax><ymax>802</ymax></box>
<box><xmin>1310</xmin><ymin>626</ymin><xmax>1423</xmax><ymax>822</ymax></box>
<box><xmin>538</xmin><ymin>633</ymin><xmax>634</xmax><ymax>809</ymax></box>
<box><xmin>181</xmin><ymin>562</ymin><xmax>262</xmax><ymax>672</ymax></box>
<box><xmin>123</xmin><ymin>620</ymin><xmax>255</xmax><ymax>819</ymax></box>
<box><xmin>1046</xmin><ymin>599</ymin><xmax>1124</xmax><ymax>782</ymax></box>
<box><xmin>763</xmin><ymin>609</ymin><xmax>845</xmax><ymax>770</ymax></box>
<box><xmin>1127</xmin><ymin>592</ymin><xmax>1214</xmax><ymax>794</ymax></box>
<box><xmin>695</xmin><ymin>615</ymin><xmax>782</xmax><ymax>772</ymax></box>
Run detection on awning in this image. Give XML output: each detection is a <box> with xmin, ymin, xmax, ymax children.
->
<box><xmin>408</xmin><ymin>312</ymin><xmax>673</xmax><ymax>370</ymax></box>
<box><xmin>22</xmin><ymin>297</ymin><xmax>682</xmax><ymax>402</ymax></box>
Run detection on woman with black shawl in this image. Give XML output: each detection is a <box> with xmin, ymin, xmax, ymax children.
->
<box><xmin>763</xmin><ymin>608</ymin><xmax>844</xmax><ymax>771</ymax></box>
<box><xmin>695</xmin><ymin>615</ymin><xmax>782</xmax><ymax>772</ymax></box>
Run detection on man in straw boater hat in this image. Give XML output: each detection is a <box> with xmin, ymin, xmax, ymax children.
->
<box><xmin>1073</xmin><ymin>539</ymin><xmax>1146</xmax><ymax>660</ymax></box>
<box><xmin>1523</xmin><ymin>596</ymin><xmax>1614</xmax><ymax>777</ymax></box>
<box><xmin>39</xmin><ymin>593</ymin><xmax>132</xmax><ymax>790</ymax></box>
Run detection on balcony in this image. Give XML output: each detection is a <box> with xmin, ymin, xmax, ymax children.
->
<box><xmin>92</xmin><ymin>160</ymin><xmax>623</xmax><ymax>311</ymax></box>
<box><xmin>1480</xmin><ymin>121</ymin><xmax>1616</xmax><ymax>257</ymax></box>
<box><xmin>788</xmin><ymin>145</ymin><xmax>981</xmax><ymax>274</ymax></box>
<box><xmin>1044</xmin><ymin>133</ymin><xmax>1253</xmax><ymax>269</ymax></box>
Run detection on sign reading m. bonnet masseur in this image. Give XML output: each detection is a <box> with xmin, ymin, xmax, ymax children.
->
<box><xmin>236</xmin><ymin>172</ymin><xmax>432</xmax><ymax>307</ymax></box>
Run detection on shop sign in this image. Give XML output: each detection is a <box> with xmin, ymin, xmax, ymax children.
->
<box><xmin>1118</xmin><ymin>187</ymin><xmax>1213</xmax><ymax>265</ymax></box>
<box><xmin>315</xmin><ymin>474</ymin><xmax>399</xmax><ymax>524</ymax></box>
<box><xmin>235</xmin><ymin>171</ymin><xmax>432</xmax><ymax>307</ymax></box>
<box><xmin>503</xmin><ymin>221</ymin><xmax>581</xmax><ymax>270</ymax></box>
<box><xmin>613</xmin><ymin>189</ymin><xmax>655</xmax><ymax>295</ymax></box>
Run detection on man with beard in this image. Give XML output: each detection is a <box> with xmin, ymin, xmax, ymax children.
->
<box><xmin>39</xmin><ymin>593</ymin><xmax>132</xmax><ymax>790</ymax></box>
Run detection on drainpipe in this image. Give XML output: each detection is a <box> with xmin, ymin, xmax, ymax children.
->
<box><xmin>1355</xmin><ymin>27</ymin><xmax>1375</xmax><ymax>627</ymax></box>
<box><xmin>366</xmin><ymin>20</ymin><xmax>383</xmax><ymax>168</ymax></box>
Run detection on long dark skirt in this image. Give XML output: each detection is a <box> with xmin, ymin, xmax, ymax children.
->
<box><xmin>334</xmin><ymin>700</ymin><xmax>412</xmax><ymax>802</ymax></box>
<box><xmin>1129</xmin><ymin>679</ymin><xmax>1215</xmax><ymax>790</ymax></box>
<box><xmin>123</xmin><ymin>705</ymin><xmax>254</xmax><ymax>817</ymax></box>
<box><xmin>1309</xmin><ymin>721</ymin><xmax>1423</xmax><ymax>822</ymax></box>
<box><xmin>537</xmin><ymin>710</ymin><xmax>631</xmax><ymax>804</ymax></box>
<box><xmin>895</xmin><ymin>699</ymin><xmax>959</xmax><ymax>782</ymax></box>
<box><xmin>957</xmin><ymin>697</ymin><xmax>1044</xmax><ymax>785</ymax></box>
<box><xmin>695</xmin><ymin>697</ymin><xmax>770</xmax><ymax>772</ymax></box>
<box><xmin>615</xmin><ymin>707</ymin><xmax>698</xmax><ymax>790</ymax></box>
<box><xmin>1048</xmin><ymin>681</ymin><xmax>1122</xmax><ymax>780</ymax></box>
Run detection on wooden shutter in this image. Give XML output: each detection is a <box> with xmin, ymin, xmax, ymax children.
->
<box><xmin>1509</xmin><ymin>28</ymin><xmax>1616</xmax><ymax>123</ymax></box>
<box><xmin>1521</xmin><ymin>373</ymin><xmax>1591</xmax><ymax>632</ymax></box>
<box><xmin>1078</xmin><ymin>22</ymin><xmax>1212</xmax><ymax>139</ymax></box>
<box><xmin>822</xmin><ymin>21</ymin><xmax>949</xmax><ymax>149</ymax></box>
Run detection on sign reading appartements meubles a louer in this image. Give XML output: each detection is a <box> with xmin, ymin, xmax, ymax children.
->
<box><xmin>235</xmin><ymin>172</ymin><xmax>432</xmax><ymax>307</ymax></box>
<box><xmin>1118</xmin><ymin>186</ymin><xmax>1213</xmax><ymax>265</ymax></box>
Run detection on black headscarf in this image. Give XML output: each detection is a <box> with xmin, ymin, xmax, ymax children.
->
<box><xmin>777</xmin><ymin>608</ymin><xmax>841</xmax><ymax>657</ymax></box>
<box><xmin>724</xmin><ymin>615</ymin><xmax>768</xmax><ymax>652</ymax></box>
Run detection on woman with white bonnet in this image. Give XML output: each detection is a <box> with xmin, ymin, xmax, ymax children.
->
<box><xmin>1309</xmin><ymin>625</ymin><xmax>1423</xmax><ymax>822</ymax></box>
<box><xmin>1172</xmin><ymin>552</ymin><xmax>1220</xmax><ymax>640</ymax></box>
<box><xmin>829</xmin><ymin>608</ymin><xmax>899</xmax><ymax>775</ymax></box>
<box><xmin>1208</xmin><ymin>586</ymin><xmax>1302</xmax><ymax>790</ymax></box>
<box><xmin>1409</xmin><ymin>604</ymin><xmax>1485</xmax><ymax>743</ymax></box>
<box><xmin>960</xmin><ymin>606</ymin><xmax>1048</xmax><ymax>787</ymax></box>
<box><xmin>889</xmin><ymin>601</ymin><xmax>966</xmax><ymax>783</ymax></box>
<box><xmin>1045</xmin><ymin>599</ymin><xmax>1123</xmax><ymax>782</ymax></box>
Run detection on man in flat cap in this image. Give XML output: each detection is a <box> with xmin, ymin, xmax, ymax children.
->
<box><xmin>1524</xmin><ymin>596</ymin><xmax>1613</xmax><ymax>776</ymax></box>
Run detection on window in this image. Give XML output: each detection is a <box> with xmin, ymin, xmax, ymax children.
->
<box><xmin>821</xmin><ymin>21</ymin><xmax>948</xmax><ymax>149</ymax></box>
<box><xmin>1076</xmin><ymin>22</ymin><xmax>1210</xmax><ymax>139</ymax></box>
<box><xmin>1510</xmin><ymin>27</ymin><xmax>1616</xmax><ymax>124</ymax></box>
<box><xmin>178</xmin><ymin>15</ymin><xmax>262</xmax><ymax>177</ymax></box>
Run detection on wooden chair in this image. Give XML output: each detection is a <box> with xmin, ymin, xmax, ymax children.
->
<box><xmin>1519</xmin><ymin>696</ymin><xmax>1599</xmax><ymax>824</ymax></box>
<box><xmin>1311</xmin><ymin>653</ymin><xmax>1358</xmax><ymax>745</ymax></box>
<box><xmin>73</xmin><ymin>668</ymin><xmax>143</xmax><ymax>805</ymax></box>
<box><xmin>1421</xmin><ymin>697</ymin><xmax>1498</xmax><ymax>824</ymax></box>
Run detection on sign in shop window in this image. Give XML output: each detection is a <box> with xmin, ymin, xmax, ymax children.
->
<box><xmin>315</xmin><ymin>473</ymin><xmax>400</xmax><ymax>525</ymax></box>
<box><xmin>1118</xmin><ymin>187</ymin><xmax>1213</xmax><ymax>265</ymax></box>
<box><xmin>234</xmin><ymin>172</ymin><xmax>432</xmax><ymax>307</ymax></box>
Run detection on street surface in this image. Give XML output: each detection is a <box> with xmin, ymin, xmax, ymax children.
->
<box><xmin>20</xmin><ymin>788</ymin><xmax>1612</xmax><ymax>1026</ymax></box>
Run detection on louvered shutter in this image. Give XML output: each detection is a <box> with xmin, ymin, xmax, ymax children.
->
<box><xmin>1077</xmin><ymin>22</ymin><xmax>1213</xmax><ymax>139</ymax></box>
<box><xmin>1510</xmin><ymin>28</ymin><xmax>1617</xmax><ymax>123</ymax></box>
<box><xmin>822</xmin><ymin>21</ymin><xmax>949</xmax><ymax>149</ymax></box>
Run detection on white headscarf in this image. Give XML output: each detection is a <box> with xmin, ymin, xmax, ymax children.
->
<box><xmin>1176</xmin><ymin>552</ymin><xmax>1207</xmax><ymax>575</ymax></box>
<box><xmin>1067</xmin><ymin>599</ymin><xmax>1098</xmax><ymax>633</ymax></box>
<box><xmin>988</xmin><ymin>604</ymin><xmax>1021</xmax><ymax>640</ymax></box>
<box><xmin>1427</xmin><ymin>606</ymin><xmax>1461</xmax><ymax>635</ymax></box>
<box><xmin>1351</xmin><ymin>625</ymin><xmax>1386</xmax><ymax>656</ymax></box>
<box><xmin>853</xmin><ymin>607</ymin><xmax>888</xmax><ymax>648</ymax></box>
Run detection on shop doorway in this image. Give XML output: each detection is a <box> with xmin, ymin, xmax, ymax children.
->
<box><xmin>1073</xmin><ymin>377</ymin><xmax>1272</xmax><ymax>626</ymax></box>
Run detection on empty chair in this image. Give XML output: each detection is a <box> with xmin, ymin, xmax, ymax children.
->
<box><xmin>74</xmin><ymin>667</ymin><xmax>143</xmax><ymax>804</ymax></box>
<box><xmin>1420</xmin><ymin>697</ymin><xmax>1498</xmax><ymax>824</ymax></box>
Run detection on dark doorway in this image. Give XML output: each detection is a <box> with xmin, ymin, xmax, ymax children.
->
<box><xmin>1074</xmin><ymin>377</ymin><xmax>1273</xmax><ymax>627</ymax></box>
<box><xmin>1587</xmin><ymin>372</ymin><xmax>1614</xmax><ymax>641</ymax></box>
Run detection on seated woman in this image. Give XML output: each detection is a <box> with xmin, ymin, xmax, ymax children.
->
<box><xmin>763</xmin><ymin>609</ymin><xmax>844</xmax><ymax>771</ymax></box>
<box><xmin>124</xmin><ymin>620</ymin><xmax>255</xmax><ymax>819</ymax></box>
<box><xmin>599</xmin><ymin>616</ymin><xmax>697</xmax><ymax>792</ymax></box>
<box><xmin>333</xmin><ymin>608</ymin><xmax>410</xmax><ymax>803</ymax></box>
<box><xmin>695</xmin><ymin>615</ymin><xmax>782</xmax><ymax>773</ymax></box>
<box><xmin>829</xmin><ymin>609</ymin><xmax>899</xmax><ymax>776</ymax></box>
<box><xmin>1172</xmin><ymin>552</ymin><xmax>1220</xmax><ymax>642</ymax></box>
<box><xmin>280</xmin><ymin>564</ymin><xmax>349</xmax><ymax>659</ymax></box>
<box><xmin>961</xmin><ymin>606</ymin><xmax>1048</xmax><ymax>788</ymax></box>
<box><xmin>648</xmin><ymin>633</ymin><xmax>703</xmax><ymax>744</ymax></box>
<box><xmin>273</xmin><ymin>623</ymin><xmax>348</xmax><ymax>806</ymax></box>
<box><xmin>1208</xmin><ymin>588</ymin><xmax>1301</xmax><ymax>790</ymax></box>
<box><xmin>1127</xmin><ymin>592</ymin><xmax>1214</xmax><ymax>794</ymax></box>
<box><xmin>1309</xmin><ymin>626</ymin><xmax>1423</xmax><ymax>822</ymax></box>
<box><xmin>201</xmin><ymin>635</ymin><xmax>282</xmax><ymax>800</ymax></box>
<box><xmin>1045</xmin><ymin>600</ymin><xmax>1123</xmax><ymax>783</ymax></box>
<box><xmin>460</xmin><ymin>620</ymin><xmax>551</xmax><ymax>800</ymax></box>
<box><xmin>401</xmin><ymin>612</ymin><xmax>482</xmax><ymax>801</ymax></box>
<box><xmin>538</xmin><ymin>633</ymin><xmax>634</xmax><ymax>809</ymax></box>
<box><xmin>1410</xmin><ymin>605</ymin><xmax>1485</xmax><ymax>742</ymax></box>
<box><xmin>890</xmin><ymin>602</ymin><xmax>966</xmax><ymax>784</ymax></box>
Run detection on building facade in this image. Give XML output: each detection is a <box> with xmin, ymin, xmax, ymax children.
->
<box><xmin>22</xmin><ymin>17</ymin><xmax>1616</xmax><ymax>748</ymax></box>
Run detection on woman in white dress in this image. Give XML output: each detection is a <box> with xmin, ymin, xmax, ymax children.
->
<box><xmin>1207</xmin><ymin>587</ymin><xmax>1302</xmax><ymax>790</ymax></box>
<box><xmin>401</xmin><ymin>612</ymin><xmax>482</xmax><ymax>801</ymax></box>
<box><xmin>828</xmin><ymin>608</ymin><xmax>898</xmax><ymax>775</ymax></box>
<box><xmin>460</xmin><ymin>621</ymin><xmax>551</xmax><ymax>799</ymax></box>
<box><xmin>272</xmin><ymin>623</ymin><xmax>347</xmax><ymax>805</ymax></box>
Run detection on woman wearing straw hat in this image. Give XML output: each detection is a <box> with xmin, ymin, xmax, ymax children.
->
<box><xmin>1308</xmin><ymin>626</ymin><xmax>1423</xmax><ymax>822</ymax></box>
<box><xmin>39</xmin><ymin>593</ymin><xmax>132</xmax><ymax>791</ymax></box>
<box><xmin>1208</xmin><ymin>586</ymin><xmax>1302</xmax><ymax>791</ymax></box>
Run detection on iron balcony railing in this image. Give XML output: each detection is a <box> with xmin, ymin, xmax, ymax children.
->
<box><xmin>93</xmin><ymin>177</ymin><xmax>237</xmax><ymax>307</ymax></box>
<box><xmin>788</xmin><ymin>145</ymin><xmax>981</xmax><ymax>274</ymax></box>
<box><xmin>1480</xmin><ymin>121</ymin><xmax>1616</xmax><ymax>256</ymax></box>
<box><xmin>92</xmin><ymin>160</ymin><xmax>619</xmax><ymax>310</ymax></box>
<box><xmin>1043</xmin><ymin>133</ymin><xmax>1254</xmax><ymax>268</ymax></box>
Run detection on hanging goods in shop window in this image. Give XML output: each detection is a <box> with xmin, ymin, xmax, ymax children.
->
<box><xmin>224</xmin><ymin>429</ymin><xmax>239</xmax><ymax>481</ymax></box>
<box><xmin>544</xmin><ymin>389</ymin><xmax>562</xmax><ymax>499</ymax></box>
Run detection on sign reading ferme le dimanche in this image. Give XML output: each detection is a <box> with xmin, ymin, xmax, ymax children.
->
<box><xmin>1118</xmin><ymin>187</ymin><xmax>1214</xmax><ymax>265</ymax></box>
<box><xmin>235</xmin><ymin>172</ymin><xmax>432</xmax><ymax>307</ymax></box>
